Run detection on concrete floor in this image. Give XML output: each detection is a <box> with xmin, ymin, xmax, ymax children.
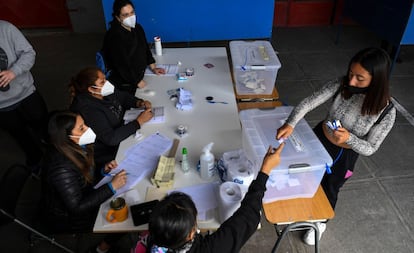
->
<box><xmin>0</xmin><ymin>25</ymin><xmax>413</xmax><ymax>252</ymax></box>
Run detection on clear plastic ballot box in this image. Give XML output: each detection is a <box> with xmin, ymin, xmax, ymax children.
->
<box><xmin>239</xmin><ymin>107</ymin><xmax>332</xmax><ymax>203</ymax></box>
<box><xmin>229</xmin><ymin>40</ymin><xmax>281</xmax><ymax>95</ymax></box>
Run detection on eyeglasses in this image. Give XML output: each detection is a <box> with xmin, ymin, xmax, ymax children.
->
<box><xmin>120</xmin><ymin>10</ymin><xmax>135</xmax><ymax>18</ymax></box>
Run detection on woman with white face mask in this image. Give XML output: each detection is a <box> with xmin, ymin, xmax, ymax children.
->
<box><xmin>41</xmin><ymin>111</ymin><xmax>127</xmax><ymax>252</ymax></box>
<box><xmin>69</xmin><ymin>67</ymin><xmax>153</xmax><ymax>170</ymax></box>
<box><xmin>101</xmin><ymin>0</ymin><xmax>166</xmax><ymax>94</ymax></box>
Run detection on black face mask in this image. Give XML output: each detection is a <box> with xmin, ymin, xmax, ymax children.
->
<box><xmin>345</xmin><ymin>84</ymin><xmax>369</xmax><ymax>94</ymax></box>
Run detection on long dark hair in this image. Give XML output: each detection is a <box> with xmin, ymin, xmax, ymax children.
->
<box><xmin>48</xmin><ymin>111</ymin><xmax>94</xmax><ymax>182</ymax></box>
<box><xmin>149</xmin><ymin>192</ymin><xmax>197</xmax><ymax>249</ymax></box>
<box><xmin>340</xmin><ymin>47</ymin><xmax>391</xmax><ymax>115</ymax></box>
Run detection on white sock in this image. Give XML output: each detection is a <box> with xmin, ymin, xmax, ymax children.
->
<box><xmin>96</xmin><ymin>246</ymin><xmax>109</xmax><ymax>253</ymax></box>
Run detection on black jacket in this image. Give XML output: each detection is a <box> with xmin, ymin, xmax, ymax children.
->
<box><xmin>102</xmin><ymin>21</ymin><xmax>155</xmax><ymax>90</ymax></box>
<box><xmin>41</xmin><ymin>147</ymin><xmax>114</xmax><ymax>233</ymax></box>
<box><xmin>188</xmin><ymin>172</ymin><xmax>268</xmax><ymax>253</ymax></box>
<box><xmin>70</xmin><ymin>89</ymin><xmax>141</xmax><ymax>167</ymax></box>
<box><xmin>146</xmin><ymin>172</ymin><xmax>269</xmax><ymax>253</ymax></box>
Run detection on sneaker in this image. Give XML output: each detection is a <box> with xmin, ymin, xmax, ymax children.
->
<box><xmin>303</xmin><ymin>222</ymin><xmax>326</xmax><ymax>246</ymax></box>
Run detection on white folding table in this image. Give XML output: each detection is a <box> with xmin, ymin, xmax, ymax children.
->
<box><xmin>93</xmin><ymin>47</ymin><xmax>243</xmax><ymax>233</ymax></box>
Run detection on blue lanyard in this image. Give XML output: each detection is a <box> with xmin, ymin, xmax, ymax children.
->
<box><xmin>325</xmin><ymin>148</ymin><xmax>343</xmax><ymax>174</ymax></box>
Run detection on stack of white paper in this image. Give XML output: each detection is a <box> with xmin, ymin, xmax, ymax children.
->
<box><xmin>94</xmin><ymin>133</ymin><xmax>173</xmax><ymax>196</ymax></box>
<box><xmin>176</xmin><ymin>88</ymin><xmax>193</xmax><ymax>111</ymax></box>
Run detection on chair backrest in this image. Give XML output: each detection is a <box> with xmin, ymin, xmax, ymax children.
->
<box><xmin>0</xmin><ymin>164</ymin><xmax>75</xmax><ymax>253</ymax></box>
<box><xmin>96</xmin><ymin>51</ymin><xmax>112</xmax><ymax>78</ymax></box>
<box><xmin>0</xmin><ymin>164</ymin><xmax>31</xmax><ymax>225</ymax></box>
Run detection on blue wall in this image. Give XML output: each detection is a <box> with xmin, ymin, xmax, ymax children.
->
<box><xmin>101</xmin><ymin>0</ymin><xmax>274</xmax><ymax>43</ymax></box>
<box><xmin>401</xmin><ymin>4</ymin><xmax>414</xmax><ymax>45</ymax></box>
<box><xmin>343</xmin><ymin>0</ymin><xmax>413</xmax><ymax>46</ymax></box>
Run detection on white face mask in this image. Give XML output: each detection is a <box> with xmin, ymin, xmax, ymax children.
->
<box><xmin>93</xmin><ymin>80</ymin><xmax>115</xmax><ymax>96</ymax></box>
<box><xmin>70</xmin><ymin>127</ymin><xmax>96</xmax><ymax>146</ymax></box>
<box><xmin>122</xmin><ymin>14</ymin><xmax>136</xmax><ymax>28</ymax></box>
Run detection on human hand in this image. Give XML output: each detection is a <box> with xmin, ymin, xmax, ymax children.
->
<box><xmin>137</xmin><ymin>79</ymin><xmax>147</xmax><ymax>89</ymax></box>
<box><xmin>111</xmin><ymin>170</ymin><xmax>127</xmax><ymax>190</ymax></box>
<box><xmin>276</xmin><ymin>123</ymin><xmax>293</xmax><ymax>141</ymax></box>
<box><xmin>137</xmin><ymin>108</ymin><xmax>153</xmax><ymax>125</ymax></box>
<box><xmin>260</xmin><ymin>144</ymin><xmax>284</xmax><ymax>176</ymax></box>
<box><xmin>0</xmin><ymin>70</ymin><xmax>16</xmax><ymax>87</ymax></box>
<box><xmin>138</xmin><ymin>100</ymin><xmax>152</xmax><ymax>109</ymax></box>
<box><xmin>104</xmin><ymin>160</ymin><xmax>118</xmax><ymax>174</ymax></box>
<box><xmin>331</xmin><ymin>127</ymin><xmax>350</xmax><ymax>145</ymax></box>
<box><xmin>152</xmin><ymin>67</ymin><xmax>165</xmax><ymax>75</ymax></box>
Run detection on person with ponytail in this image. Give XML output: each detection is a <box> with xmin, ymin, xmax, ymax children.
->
<box><xmin>69</xmin><ymin>66</ymin><xmax>153</xmax><ymax>170</ymax></box>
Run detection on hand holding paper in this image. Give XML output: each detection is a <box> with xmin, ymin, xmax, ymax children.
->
<box><xmin>94</xmin><ymin>133</ymin><xmax>173</xmax><ymax>196</ymax></box>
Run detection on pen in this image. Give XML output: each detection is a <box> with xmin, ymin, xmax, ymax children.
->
<box><xmin>103</xmin><ymin>172</ymin><xmax>128</xmax><ymax>177</ymax></box>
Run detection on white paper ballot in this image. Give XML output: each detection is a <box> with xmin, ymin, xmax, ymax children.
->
<box><xmin>124</xmin><ymin>106</ymin><xmax>165</xmax><ymax>124</ymax></box>
<box><xmin>145</xmin><ymin>64</ymin><xmax>179</xmax><ymax>76</ymax></box>
<box><xmin>94</xmin><ymin>133</ymin><xmax>173</xmax><ymax>196</ymax></box>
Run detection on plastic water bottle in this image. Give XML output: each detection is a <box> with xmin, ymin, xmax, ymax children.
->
<box><xmin>181</xmin><ymin>147</ymin><xmax>189</xmax><ymax>173</ymax></box>
<box><xmin>200</xmin><ymin>143</ymin><xmax>215</xmax><ymax>179</ymax></box>
<box><xmin>154</xmin><ymin>36</ymin><xmax>162</xmax><ymax>56</ymax></box>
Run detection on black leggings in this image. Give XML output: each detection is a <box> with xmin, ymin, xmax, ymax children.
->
<box><xmin>313</xmin><ymin>121</ymin><xmax>359</xmax><ymax>209</ymax></box>
<box><xmin>0</xmin><ymin>91</ymin><xmax>48</xmax><ymax>166</ymax></box>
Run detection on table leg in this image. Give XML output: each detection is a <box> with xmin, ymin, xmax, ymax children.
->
<box><xmin>271</xmin><ymin>222</ymin><xmax>320</xmax><ymax>253</ymax></box>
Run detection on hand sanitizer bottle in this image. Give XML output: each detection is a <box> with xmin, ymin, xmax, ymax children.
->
<box><xmin>200</xmin><ymin>143</ymin><xmax>215</xmax><ymax>180</ymax></box>
<box><xmin>181</xmin><ymin>147</ymin><xmax>189</xmax><ymax>173</ymax></box>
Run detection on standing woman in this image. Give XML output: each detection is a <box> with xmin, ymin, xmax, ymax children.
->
<box><xmin>69</xmin><ymin>67</ymin><xmax>153</xmax><ymax>170</ymax></box>
<box><xmin>276</xmin><ymin>48</ymin><xmax>396</xmax><ymax>245</ymax></box>
<box><xmin>41</xmin><ymin>111</ymin><xmax>127</xmax><ymax>252</ymax></box>
<box><xmin>102</xmin><ymin>0</ymin><xmax>165</xmax><ymax>94</ymax></box>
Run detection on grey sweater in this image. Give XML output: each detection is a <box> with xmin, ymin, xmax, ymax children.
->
<box><xmin>0</xmin><ymin>20</ymin><xmax>36</xmax><ymax>109</ymax></box>
<box><xmin>286</xmin><ymin>78</ymin><xmax>396</xmax><ymax>156</ymax></box>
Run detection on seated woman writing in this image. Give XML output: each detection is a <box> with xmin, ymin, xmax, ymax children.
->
<box><xmin>69</xmin><ymin>66</ymin><xmax>153</xmax><ymax>170</ymax></box>
<box><xmin>41</xmin><ymin>111</ymin><xmax>127</xmax><ymax>252</ymax></box>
